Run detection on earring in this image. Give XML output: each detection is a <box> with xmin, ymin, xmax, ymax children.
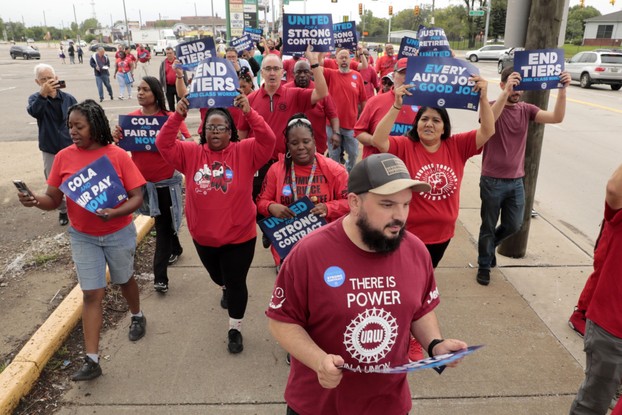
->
<box><xmin>285</xmin><ymin>151</ymin><xmax>291</xmax><ymax>158</ymax></box>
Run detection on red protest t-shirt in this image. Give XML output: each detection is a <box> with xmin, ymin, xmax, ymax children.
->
<box><xmin>266</xmin><ymin>217</ymin><xmax>438</xmax><ymax>415</ymax></box>
<box><xmin>240</xmin><ymin>85</ymin><xmax>314</xmax><ymax>159</ymax></box>
<box><xmin>586</xmin><ymin>203</ymin><xmax>622</xmax><ymax>338</ymax></box>
<box><xmin>48</xmin><ymin>144</ymin><xmax>146</xmax><ymax>236</ymax></box>
<box><xmin>125</xmin><ymin>109</ymin><xmax>190</xmax><ymax>182</ymax></box>
<box><xmin>375</xmin><ymin>54</ymin><xmax>397</xmax><ymax>77</ymax></box>
<box><xmin>388</xmin><ymin>131</ymin><xmax>479</xmax><ymax>244</ymax></box>
<box><xmin>323</xmin><ymin>68</ymin><xmax>366</xmax><ymax>130</ymax></box>
<box><xmin>355</xmin><ymin>90</ymin><xmax>419</xmax><ymax>158</ymax></box>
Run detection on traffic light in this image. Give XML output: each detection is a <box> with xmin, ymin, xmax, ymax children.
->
<box><xmin>611</xmin><ymin>0</ymin><xmax>615</xmax><ymax>5</ymax></box>
<box><xmin>331</xmin><ymin>0</ymin><xmax>337</xmax><ymax>2</ymax></box>
<box><xmin>579</xmin><ymin>0</ymin><xmax>584</xmax><ymax>7</ymax></box>
<box><xmin>389</xmin><ymin>5</ymin><xmax>393</xmax><ymax>15</ymax></box>
<box><xmin>359</xmin><ymin>3</ymin><xmax>363</xmax><ymax>15</ymax></box>
<box><xmin>414</xmin><ymin>5</ymin><xmax>420</xmax><ymax>16</ymax></box>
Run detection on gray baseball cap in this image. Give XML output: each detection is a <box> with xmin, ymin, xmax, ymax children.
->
<box><xmin>348</xmin><ymin>154</ymin><xmax>431</xmax><ymax>195</ymax></box>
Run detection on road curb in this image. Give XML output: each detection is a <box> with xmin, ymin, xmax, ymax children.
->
<box><xmin>0</xmin><ymin>214</ymin><xmax>155</xmax><ymax>415</ymax></box>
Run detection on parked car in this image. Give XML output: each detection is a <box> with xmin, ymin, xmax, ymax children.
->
<box><xmin>9</xmin><ymin>45</ymin><xmax>41</xmax><ymax>60</ymax></box>
<box><xmin>465</xmin><ymin>45</ymin><xmax>509</xmax><ymax>62</ymax></box>
<box><xmin>565</xmin><ymin>51</ymin><xmax>622</xmax><ymax>90</ymax></box>
<box><xmin>497</xmin><ymin>47</ymin><xmax>525</xmax><ymax>73</ymax></box>
<box><xmin>89</xmin><ymin>43</ymin><xmax>117</xmax><ymax>52</ymax></box>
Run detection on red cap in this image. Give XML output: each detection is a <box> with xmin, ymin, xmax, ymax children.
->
<box><xmin>395</xmin><ymin>57</ymin><xmax>408</xmax><ymax>72</ymax></box>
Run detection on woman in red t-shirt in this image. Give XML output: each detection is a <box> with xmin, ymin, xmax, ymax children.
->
<box><xmin>113</xmin><ymin>76</ymin><xmax>191</xmax><ymax>294</ymax></box>
<box><xmin>256</xmin><ymin>113</ymin><xmax>349</xmax><ymax>268</ymax></box>
<box><xmin>17</xmin><ymin>100</ymin><xmax>146</xmax><ymax>381</ymax></box>
<box><xmin>371</xmin><ymin>78</ymin><xmax>495</xmax><ymax>268</ymax></box>
<box><xmin>114</xmin><ymin>51</ymin><xmax>134</xmax><ymax>100</ymax></box>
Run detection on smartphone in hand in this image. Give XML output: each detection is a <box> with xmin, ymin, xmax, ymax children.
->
<box><xmin>56</xmin><ymin>80</ymin><xmax>66</xmax><ymax>89</ymax></box>
<box><xmin>13</xmin><ymin>180</ymin><xmax>35</xmax><ymax>198</ymax></box>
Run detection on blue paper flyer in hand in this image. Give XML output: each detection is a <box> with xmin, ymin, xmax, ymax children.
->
<box><xmin>404</xmin><ymin>57</ymin><xmax>480</xmax><ymax>111</ymax></box>
<box><xmin>59</xmin><ymin>155</ymin><xmax>128</xmax><ymax>213</ymax></box>
<box><xmin>398</xmin><ymin>36</ymin><xmax>420</xmax><ymax>59</ymax></box>
<box><xmin>283</xmin><ymin>14</ymin><xmax>334</xmax><ymax>54</ymax></box>
<box><xmin>513</xmin><ymin>48</ymin><xmax>565</xmax><ymax>91</ymax></box>
<box><xmin>333</xmin><ymin>21</ymin><xmax>358</xmax><ymax>51</ymax></box>
<box><xmin>340</xmin><ymin>345</ymin><xmax>484</xmax><ymax>374</ymax></box>
<box><xmin>175</xmin><ymin>37</ymin><xmax>217</xmax><ymax>71</ymax></box>
<box><xmin>186</xmin><ymin>57</ymin><xmax>240</xmax><ymax>109</ymax></box>
<box><xmin>259</xmin><ymin>196</ymin><xmax>327</xmax><ymax>259</ymax></box>
<box><xmin>118</xmin><ymin>115</ymin><xmax>169</xmax><ymax>152</ymax></box>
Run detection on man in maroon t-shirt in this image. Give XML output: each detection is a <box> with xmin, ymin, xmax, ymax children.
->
<box><xmin>476</xmin><ymin>67</ymin><xmax>571</xmax><ymax>285</ymax></box>
<box><xmin>267</xmin><ymin>154</ymin><xmax>467</xmax><ymax>415</ymax></box>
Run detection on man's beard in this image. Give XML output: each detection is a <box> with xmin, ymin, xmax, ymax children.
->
<box><xmin>356</xmin><ymin>212</ymin><xmax>405</xmax><ymax>254</ymax></box>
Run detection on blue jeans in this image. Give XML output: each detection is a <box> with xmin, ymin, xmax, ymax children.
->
<box><xmin>477</xmin><ymin>176</ymin><xmax>525</xmax><ymax>269</ymax></box>
<box><xmin>95</xmin><ymin>74</ymin><xmax>113</xmax><ymax>100</ymax></box>
<box><xmin>326</xmin><ymin>126</ymin><xmax>358</xmax><ymax>173</ymax></box>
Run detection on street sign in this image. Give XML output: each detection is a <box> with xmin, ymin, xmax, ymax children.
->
<box><xmin>469</xmin><ymin>10</ymin><xmax>485</xmax><ymax>16</ymax></box>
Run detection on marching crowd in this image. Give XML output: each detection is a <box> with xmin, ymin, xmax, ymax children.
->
<box><xmin>17</xmin><ymin>35</ymin><xmax>622</xmax><ymax>415</ymax></box>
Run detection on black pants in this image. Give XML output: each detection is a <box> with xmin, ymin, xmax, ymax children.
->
<box><xmin>425</xmin><ymin>239</ymin><xmax>451</xmax><ymax>268</ymax></box>
<box><xmin>153</xmin><ymin>187</ymin><xmax>183</xmax><ymax>286</ymax></box>
<box><xmin>193</xmin><ymin>237</ymin><xmax>256</xmax><ymax>319</ymax></box>
<box><xmin>165</xmin><ymin>84</ymin><xmax>180</xmax><ymax>112</ymax></box>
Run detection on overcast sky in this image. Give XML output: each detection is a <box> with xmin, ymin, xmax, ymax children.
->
<box><xmin>2</xmin><ymin>0</ymin><xmax>617</xmax><ymax>29</ymax></box>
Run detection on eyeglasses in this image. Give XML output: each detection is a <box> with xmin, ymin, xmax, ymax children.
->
<box><xmin>205</xmin><ymin>125</ymin><xmax>230</xmax><ymax>133</ymax></box>
<box><xmin>262</xmin><ymin>66</ymin><xmax>283</xmax><ymax>73</ymax></box>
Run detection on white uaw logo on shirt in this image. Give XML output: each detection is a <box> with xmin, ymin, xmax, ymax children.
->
<box><xmin>343</xmin><ymin>308</ymin><xmax>398</xmax><ymax>364</ymax></box>
<box><xmin>415</xmin><ymin>163</ymin><xmax>458</xmax><ymax>201</ymax></box>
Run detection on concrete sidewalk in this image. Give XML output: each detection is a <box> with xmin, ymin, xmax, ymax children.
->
<box><xmin>55</xmin><ymin>159</ymin><xmax>590</xmax><ymax>415</ymax></box>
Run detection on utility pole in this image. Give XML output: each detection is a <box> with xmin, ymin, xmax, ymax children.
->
<box><xmin>498</xmin><ymin>0</ymin><xmax>567</xmax><ymax>258</ymax></box>
<box><xmin>73</xmin><ymin>4</ymin><xmax>81</xmax><ymax>44</ymax></box>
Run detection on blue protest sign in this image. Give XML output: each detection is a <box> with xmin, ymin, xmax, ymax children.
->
<box><xmin>398</xmin><ymin>36</ymin><xmax>419</xmax><ymax>59</ymax></box>
<box><xmin>513</xmin><ymin>48</ymin><xmax>565</xmax><ymax>90</ymax></box>
<box><xmin>176</xmin><ymin>37</ymin><xmax>217</xmax><ymax>71</ymax></box>
<box><xmin>333</xmin><ymin>21</ymin><xmax>357</xmax><ymax>51</ymax></box>
<box><xmin>244</xmin><ymin>27</ymin><xmax>263</xmax><ymax>42</ymax></box>
<box><xmin>186</xmin><ymin>57</ymin><xmax>240</xmax><ymax>109</ymax></box>
<box><xmin>231</xmin><ymin>34</ymin><xmax>254</xmax><ymax>53</ymax></box>
<box><xmin>341</xmin><ymin>345</ymin><xmax>484</xmax><ymax>374</ymax></box>
<box><xmin>59</xmin><ymin>155</ymin><xmax>128</xmax><ymax>213</ymax></box>
<box><xmin>417</xmin><ymin>26</ymin><xmax>451</xmax><ymax>57</ymax></box>
<box><xmin>283</xmin><ymin>14</ymin><xmax>334</xmax><ymax>54</ymax></box>
<box><xmin>118</xmin><ymin>115</ymin><xmax>168</xmax><ymax>152</ymax></box>
<box><xmin>404</xmin><ymin>57</ymin><xmax>480</xmax><ymax>111</ymax></box>
<box><xmin>258</xmin><ymin>196</ymin><xmax>327</xmax><ymax>259</ymax></box>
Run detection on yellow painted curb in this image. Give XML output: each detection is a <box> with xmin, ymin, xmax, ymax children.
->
<box><xmin>0</xmin><ymin>214</ymin><xmax>155</xmax><ymax>415</ymax></box>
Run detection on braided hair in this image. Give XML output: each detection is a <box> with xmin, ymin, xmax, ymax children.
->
<box><xmin>199</xmin><ymin>108</ymin><xmax>239</xmax><ymax>145</ymax></box>
<box><xmin>67</xmin><ymin>99</ymin><xmax>113</xmax><ymax>146</ymax></box>
<box><xmin>283</xmin><ymin>113</ymin><xmax>315</xmax><ymax>180</ymax></box>
<box><xmin>141</xmin><ymin>76</ymin><xmax>168</xmax><ymax>113</ymax></box>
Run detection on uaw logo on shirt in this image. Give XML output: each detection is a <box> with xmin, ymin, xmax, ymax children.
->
<box><xmin>414</xmin><ymin>163</ymin><xmax>458</xmax><ymax>201</ymax></box>
<box><xmin>192</xmin><ymin>161</ymin><xmax>234</xmax><ymax>194</ymax></box>
<box><xmin>343</xmin><ymin>308</ymin><xmax>398</xmax><ymax>366</ymax></box>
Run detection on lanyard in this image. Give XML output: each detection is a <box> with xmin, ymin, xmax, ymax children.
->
<box><xmin>290</xmin><ymin>157</ymin><xmax>317</xmax><ymax>201</ymax></box>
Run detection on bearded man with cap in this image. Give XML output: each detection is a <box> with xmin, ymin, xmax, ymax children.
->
<box><xmin>266</xmin><ymin>154</ymin><xmax>468</xmax><ymax>415</ymax></box>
